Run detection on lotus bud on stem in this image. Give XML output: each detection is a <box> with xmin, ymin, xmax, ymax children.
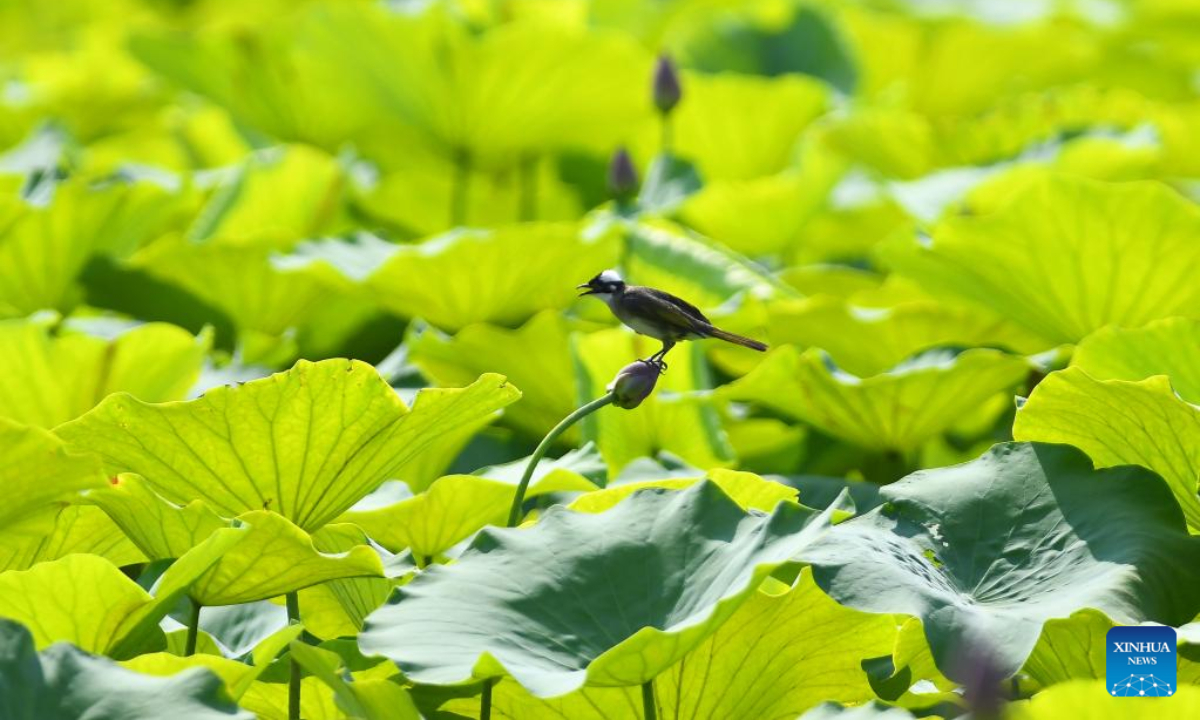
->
<box><xmin>608</xmin><ymin>360</ymin><xmax>660</xmax><ymax>409</ymax></box>
<box><xmin>652</xmin><ymin>54</ymin><xmax>682</xmax><ymax>153</ymax></box>
<box><xmin>652</xmin><ymin>55</ymin><xmax>682</xmax><ymax>115</ymax></box>
<box><xmin>608</xmin><ymin>147</ymin><xmax>639</xmax><ymax>205</ymax></box>
<box><xmin>487</xmin><ymin>361</ymin><xmax>662</xmax><ymax>718</ymax></box>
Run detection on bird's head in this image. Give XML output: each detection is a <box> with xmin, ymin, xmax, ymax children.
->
<box><xmin>577</xmin><ymin>270</ymin><xmax>625</xmax><ymax>297</ymax></box>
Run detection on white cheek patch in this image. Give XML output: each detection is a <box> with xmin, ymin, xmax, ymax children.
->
<box><xmin>594</xmin><ymin>292</ymin><xmax>618</xmax><ymax>310</ymax></box>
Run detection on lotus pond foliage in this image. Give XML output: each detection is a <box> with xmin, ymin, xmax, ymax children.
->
<box><xmin>2</xmin><ymin>0</ymin><xmax>1200</xmax><ymax>719</ymax></box>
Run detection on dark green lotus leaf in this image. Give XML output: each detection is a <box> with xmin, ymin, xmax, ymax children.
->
<box><xmin>0</xmin><ymin>619</ymin><xmax>252</xmax><ymax>720</ymax></box>
<box><xmin>799</xmin><ymin>442</ymin><xmax>1200</xmax><ymax>682</ymax></box>
<box><xmin>359</xmin><ymin>481</ymin><xmax>840</xmax><ymax>697</ymax></box>
<box><xmin>438</xmin><ymin>570</ymin><xmax>894</xmax><ymax>719</ymax></box>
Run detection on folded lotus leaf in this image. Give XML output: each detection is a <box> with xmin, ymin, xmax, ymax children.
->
<box><xmin>0</xmin><ymin>529</ymin><xmax>243</xmax><ymax>658</ymax></box>
<box><xmin>0</xmin><ymin>619</ymin><xmax>252</xmax><ymax>720</ymax></box>
<box><xmin>87</xmin><ymin>476</ymin><xmax>385</xmax><ymax>606</ymax></box>
<box><xmin>799</xmin><ymin>443</ymin><xmax>1200</xmax><ymax>681</ymax></box>
<box><xmin>359</xmin><ymin>480</ymin><xmax>841</xmax><ymax>697</ymax></box>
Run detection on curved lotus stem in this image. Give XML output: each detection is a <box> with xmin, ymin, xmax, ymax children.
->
<box><xmin>506</xmin><ymin>393</ymin><xmax>616</xmax><ymax>527</ymax></box>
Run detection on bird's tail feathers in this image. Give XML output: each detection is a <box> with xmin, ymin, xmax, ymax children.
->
<box><xmin>705</xmin><ymin>327</ymin><xmax>768</xmax><ymax>352</ymax></box>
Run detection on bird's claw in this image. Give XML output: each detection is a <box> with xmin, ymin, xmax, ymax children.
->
<box><xmin>638</xmin><ymin>357</ymin><xmax>668</xmax><ymax>374</ymax></box>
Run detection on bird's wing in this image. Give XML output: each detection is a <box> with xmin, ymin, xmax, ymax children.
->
<box><xmin>640</xmin><ymin>287</ymin><xmax>711</xmax><ymax>325</ymax></box>
<box><xmin>624</xmin><ymin>287</ymin><xmax>710</xmax><ymax>331</ymax></box>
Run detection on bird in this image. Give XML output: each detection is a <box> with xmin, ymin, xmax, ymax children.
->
<box><xmin>577</xmin><ymin>270</ymin><xmax>767</xmax><ymax>370</ymax></box>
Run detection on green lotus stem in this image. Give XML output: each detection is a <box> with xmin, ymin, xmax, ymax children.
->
<box><xmin>518</xmin><ymin>153</ymin><xmax>538</xmax><ymax>221</ymax></box>
<box><xmin>660</xmin><ymin>116</ymin><xmax>672</xmax><ymax>156</ymax></box>
<box><xmin>451</xmin><ymin>148</ymin><xmax>471</xmax><ymax>227</ymax></box>
<box><xmin>184</xmin><ymin>600</ymin><xmax>201</xmax><ymax>656</ymax></box>
<box><xmin>287</xmin><ymin>591</ymin><xmax>301</xmax><ymax>720</ymax></box>
<box><xmin>642</xmin><ymin>679</ymin><xmax>657</xmax><ymax>720</ymax></box>
<box><xmin>480</xmin><ymin>678</ymin><xmax>493</xmax><ymax>720</ymax></box>
<box><xmin>506</xmin><ymin>393</ymin><xmax>615</xmax><ymax>527</ymax></box>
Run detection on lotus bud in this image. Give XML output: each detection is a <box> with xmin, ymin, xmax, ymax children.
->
<box><xmin>607</xmin><ymin>360</ymin><xmax>660</xmax><ymax>409</ymax></box>
<box><xmin>957</xmin><ymin>639</ymin><xmax>1006</xmax><ymax>720</ymax></box>
<box><xmin>607</xmin><ymin>147</ymin><xmax>639</xmax><ymax>201</ymax></box>
<box><xmin>652</xmin><ymin>54</ymin><xmax>682</xmax><ymax>115</ymax></box>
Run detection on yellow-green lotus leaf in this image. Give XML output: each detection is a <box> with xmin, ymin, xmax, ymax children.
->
<box><xmin>87</xmin><ymin>473</ymin><xmax>228</xmax><ymax>560</ymax></box>
<box><xmin>296</xmin><ymin>525</ymin><xmax>393</xmax><ymax>639</ymax></box>
<box><xmin>130</xmin><ymin>236</ymin><xmax>346</xmax><ymax>351</ymax></box>
<box><xmin>1071</xmin><ymin>317</ymin><xmax>1200</xmax><ymax>402</ymax></box>
<box><xmin>365</xmin><ymin>223</ymin><xmax>619</xmax><ymax>332</ymax></box>
<box><xmin>58</xmin><ymin>360</ymin><xmax>520</xmax><ymax>531</ymax></box>
<box><xmin>408</xmin><ymin>312</ymin><xmax>576</xmax><ymax>440</ymax></box>
<box><xmin>239</xmin><ymin>677</ymin><xmax>340</xmax><ymax>720</ymax></box>
<box><xmin>0</xmin><ymin>504</ymin><xmax>145</xmax><ymax>572</ymax></box>
<box><xmin>1014</xmin><ymin>369</ymin><xmax>1200</xmax><ymax>529</ymax></box>
<box><xmin>0</xmin><ymin>529</ymin><xmax>242</xmax><ymax>658</ymax></box>
<box><xmin>633</xmin><ymin>72</ymin><xmax>828</xmax><ymax>181</ymax></box>
<box><xmin>569</xmin><ymin>468</ymin><xmax>794</xmax><ymax>514</ymax></box>
<box><xmin>879</xmin><ymin>175</ymin><xmax>1200</xmax><ymax>344</ymax></box>
<box><xmin>89</xmin><ymin>476</ymin><xmax>386</xmax><ymax>606</ymax></box>
<box><xmin>0</xmin><ymin>418</ymin><xmax>105</xmax><ymax>534</ymax></box>
<box><xmin>0</xmin><ymin>317</ymin><xmax>209</xmax><ymax>428</ymax></box>
<box><xmin>0</xmin><ymin>179</ymin><xmax>183</xmax><ymax>317</ymax></box>
<box><xmin>340</xmin><ymin>474</ymin><xmax>513</xmax><ymax>558</ymax></box>
<box><xmin>188</xmin><ymin>513</ymin><xmax>384</xmax><ymax>607</ymax></box>
<box><xmin>679</xmin><ymin>167</ymin><xmax>834</xmax><ymax>257</ymax></box>
<box><xmin>120</xmin><ymin>653</ymin><xmax>257</xmax><ymax>700</ymax></box>
<box><xmin>767</xmin><ymin>296</ymin><xmax>1045</xmax><ymax>376</ymax></box>
<box><xmin>1021</xmin><ymin>609</ymin><xmax>1113</xmax><ymax>686</ymax></box>
<box><xmin>722</xmin><ymin>346</ymin><xmax>1030</xmax><ymax>452</ymax></box>
<box><xmin>289</xmin><ymin>641</ymin><xmax>420</xmax><ymax>720</ymax></box>
<box><xmin>123</xmin><ymin>624</ymin><xmax>303</xmax><ymax>700</ymax></box>
<box><xmin>1007</xmin><ymin>680</ymin><xmax>1200</xmax><ymax>718</ymax></box>
<box><xmin>187</xmin><ymin>145</ymin><xmax>348</xmax><ymax>249</ymax></box>
<box><xmin>302</xmin><ymin>4</ymin><xmax>653</xmax><ymax>165</ymax></box>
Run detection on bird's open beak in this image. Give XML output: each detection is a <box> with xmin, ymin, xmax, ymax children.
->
<box><xmin>577</xmin><ymin>283</ymin><xmax>596</xmax><ymax>296</ymax></box>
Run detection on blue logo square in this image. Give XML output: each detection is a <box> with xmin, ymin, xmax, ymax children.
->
<box><xmin>1106</xmin><ymin>626</ymin><xmax>1176</xmax><ymax>697</ymax></box>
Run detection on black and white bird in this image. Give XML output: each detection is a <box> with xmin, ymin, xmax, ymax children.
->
<box><xmin>577</xmin><ymin>270</ymin><xmax>767</xmax><ymax>369</ymax></box>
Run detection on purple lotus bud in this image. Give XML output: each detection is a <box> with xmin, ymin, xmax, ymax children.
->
<box><xmin>652</xmin><ymin>54</ymin><xmax>682</xmax><ymax>115</ymax></box>
<box><xmin>607</xmin><ymin>361</ymin><xmax>660</xmax><ymax>409</ymax></box>
<box><xmin>956</xmin><ymin>639</ymin><xmax>1007</xmax><ymax>720</ymax></box>
<box><xmin>607</xmin><ymin>147</ymin><xmax>638</xmax><ymax>201</ymax></box>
